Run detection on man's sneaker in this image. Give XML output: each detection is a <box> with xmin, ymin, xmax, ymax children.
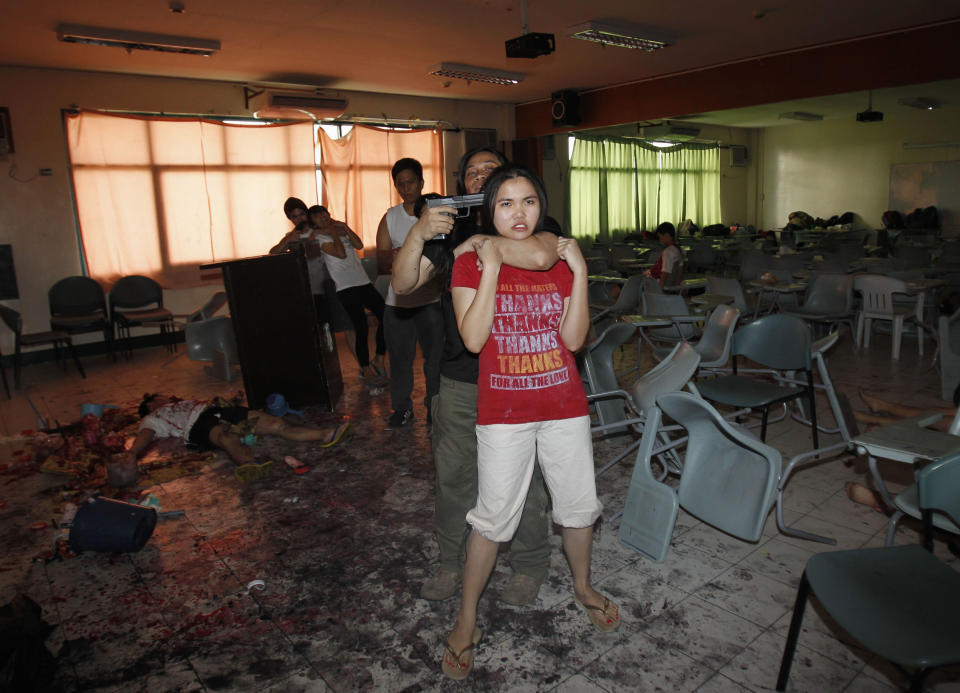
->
<box><xmin>420</xmin><ymin>570</ymin><xmax>460</xmax><ymax>601</ymax></box>
<box><xmin>388</xmin><ymin>409</ymin><xmax>413</xmax><ymax>428</ymax></box>
<box><xmin>499</xmin><ymin>573</ymin><xmax>543</xmax><ymax>606</ymax></box>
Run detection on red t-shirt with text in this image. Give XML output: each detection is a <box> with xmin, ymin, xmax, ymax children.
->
<box><xmin>452</xmin><ymin>252</ymin><xmax>589</xmax><ymax>425</ymax></box>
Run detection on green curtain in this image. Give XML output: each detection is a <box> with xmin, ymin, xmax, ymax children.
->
<box><xmin>569</xmin><ymin>136</ymin><xmax>641</xmax><ymax>241</ymax></box>
<box><xmin>677</xmin><ymin>146</ymin><xmax>721</xmax><ymax>227</ymax></box>
<box><xmin>569</xmin><ymin>136</ymin><xmax>721</xmax><ymax>239</ymax></box>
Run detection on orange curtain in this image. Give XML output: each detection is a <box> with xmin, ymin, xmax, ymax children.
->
<box><xmin>318</xmin><ymin>125</ymin><xmax>444</xmax><ymax>253</ymax></box>
<box><xmin>65</xmin><ymin>111</ymin><xmax>317</xmax><ymax>288</ymax></box>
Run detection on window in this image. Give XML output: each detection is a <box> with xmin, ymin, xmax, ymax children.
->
<box><xmin>66</xmin><ymin>111</ymin><xmax>317</xmax><ymax>287</ymax></box>
<box><xmin>317</xmin><ymin>124</ymin><xmax>444</xmax><ymax>251</ymax></box>
<box><xmin>64</xmin><ymin>112</ymin><xmax>443</xmax><ymax>288</ymax></box>
<box><xmin>568</xmin><ymin>135</ymin><xmax>721</xmax><ymax>240</ymax></box>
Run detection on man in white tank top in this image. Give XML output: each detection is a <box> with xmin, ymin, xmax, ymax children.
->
<box><xmin>376</xmin><ymin>158</ymin><xmax>443</xmax><ymax>428</ymax></box>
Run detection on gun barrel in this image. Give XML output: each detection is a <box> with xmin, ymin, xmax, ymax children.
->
<box><xmin>426</xmin><ymin>193</ymin><xmax>484</xmax><ymax>209</ymax></box>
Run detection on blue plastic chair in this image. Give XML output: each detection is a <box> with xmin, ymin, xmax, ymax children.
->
<box><xmin>776</xmin><ymin>450</ymin><xmax>960</xmax><ymax>692</ymax></box>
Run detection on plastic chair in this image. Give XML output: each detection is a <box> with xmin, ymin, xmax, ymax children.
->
<box><xmin>184</xmin><ymin>316</ymin><xmax>238</xmax><ymax>381</ymax></box>
<box><xmin>939</xmin><ymin>308</ymin><xmax>960</xmax><ymax>402</ymax></box>
<box><xmin>589</xmin><ymin>343</ymin><xmax>701</xmax><ymax>558</ymax></box>
<box><xmin>776</xmin><ymin>451</ymin><xmax>960</xmax><ymax>693</ymax></box>
<box><xmin>695</xmin><ymin>314</ymin><xmax>819</xmax><ymax>447</ymax></box>
<box><xmin>781</xmin><ymin>273</ymin><xmax>856</xmax><ymax>342</ymax></box>
<box><xmin>692</xmin><ymin>304</ymin><xmax>740</xmax><ymax>370</ymax></box>
<box><xmin>639</xmin><ymin>292</ymin><xmax>699</xmax><ymax>354</ymax></box>
<box><xmin>590</xmin><ymin>274</ymin><xmax>645</xmax><ymax>330</ymax></box>
<box><xmin>591</xmin><ymin>341</ymin><xmax>701</xmax><ymax>482</ymax></box>
<box><xmin>854</xmin><ymin>274</ymin><xmax>923</xmax><ymax>360</ymax></box>
<box><xmin>0</xmin><ymin>305</ymin><xmax>85</xmax><ymax>392</ymax></box>
<box><xmin>706</xmin><ymin>276</ymin><xmax>756</xmax><ymax>318</ymax></box>
<box><xmin>582</xmin><ymin>322</ymin><xmax>636</xmax><ymax>436</ymax></box>
<box><xmin>48</xmin><ymin>276</ymin><xmax>113</xmax><ymax>358</ymax></box>
<box><xmin>109</xmin><ymin>275</ymin><xmax>175</xmax><ymax>355</ymax></box>
<box><xmin>620</xmin><ymin>390</ymin><xmax>779</xmax><ymax>562</ymax></box>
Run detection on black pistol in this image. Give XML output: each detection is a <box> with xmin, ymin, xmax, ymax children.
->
<box><xmin>426</xmin><ymin>193</ymin><xmax>484</xmax><ymax>219</ymax></box>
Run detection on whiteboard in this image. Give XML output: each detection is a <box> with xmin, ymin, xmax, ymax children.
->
<box><xmin>889</xmin><ymin>160</ymin><xmax>960</xmax><ymax>234</ymax></box>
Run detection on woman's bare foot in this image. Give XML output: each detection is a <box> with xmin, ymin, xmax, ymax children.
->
<box><xmin>845</xmin><ymin>481</ymin><xmax>884</xmax><ymax>512</ymax></box>
<box><xmin>853</xmin><ymin>410</ymin><xmax>893</xmax><ymax>430</ymax></box>
<box><xmin>859</xmin><ymin>389</ymin><xmax>886</xmax><ymax>415</ymax></box>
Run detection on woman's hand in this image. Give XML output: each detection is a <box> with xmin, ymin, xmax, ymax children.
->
<box><xmin>475</xmin><ymin>236</ymin><xmax>503</xmax><ymax>273</ymax></box>
<box><xmin>557</xmin><ymin>237</ymin><xmax>586</xmax><ymax>276</ymax></box>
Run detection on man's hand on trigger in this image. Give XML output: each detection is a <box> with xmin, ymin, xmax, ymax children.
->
<box><xmin>412</xmin><ymin>206</ymin><xmax>455</xmax><ymax>242</ymax></box>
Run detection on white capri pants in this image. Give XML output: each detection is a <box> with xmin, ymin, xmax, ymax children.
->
<box><xmin>467</xmin><ymin>415</ymin><xmax>603</xmax><ymax>542</ymax></box>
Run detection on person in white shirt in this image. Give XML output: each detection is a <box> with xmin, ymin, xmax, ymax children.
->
<box><xmin>307</xmin><ymin>205</ymin><xmax>386</xmax><ymax>384</ymax></box>
<box><xmin>375</xmin><ymin>158</ymin><xmax>443</xmax><ymax>428</ymax></box>
<box><xmin>645</xmin><ymin>222</ymin><xmax>684</xmax><ymax>288</ymax></box>
<box><xmin>114</xmin><ymin>393</ymin><xmax>351</xmax><ymax>467</ymax></box>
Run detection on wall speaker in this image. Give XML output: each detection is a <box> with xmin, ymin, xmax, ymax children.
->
<box><xmin>551</xmin><ymin>90</ymin><xmax>581</xmax><ymax>127</ymax></box>
<box><xmin>729</xmin><ymin>145</ymin><xmax>749</xmax><ymax>167</ymax></box>
<box><xmin>464</xmin><ymin>128</ymin><xmax>497</xmax><ymax>152</ymax></box>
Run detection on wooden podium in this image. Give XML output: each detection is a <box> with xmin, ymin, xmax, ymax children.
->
<box><xmin>201</xmin><ymin>250</ymin><xmax>343</xmax><ymax>411</ymax></box>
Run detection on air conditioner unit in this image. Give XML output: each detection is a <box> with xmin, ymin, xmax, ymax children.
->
<box><xmin>642</xmin><ymin>123</ymin><xmax>701</xmax><ymax>142</ymax></box>
<box><xmin>250</xmin><ymin>91</ymin><xmax>348</xmax><ymax>120</ymax></box>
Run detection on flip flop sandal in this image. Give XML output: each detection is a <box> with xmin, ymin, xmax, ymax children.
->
<box><xmin>234</xmin><ymin>460</ymin><xmax>273</xmax><ymax>483</ymax></box>
<box><xmin>441</xmin><ymin>627</ymin><xmax>482</xmax><ymax>680</ymax></box>
<box><xmin>575</xmin><ymin>594</ymin><xmax>621</xmax><ymax>632</ymax></box>
<box><xmin>318</xmin><ymin>422</ymin><xmax>352</xmax><ymax>448</ymax></box>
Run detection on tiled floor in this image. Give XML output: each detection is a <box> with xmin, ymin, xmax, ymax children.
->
<box><xmin>0</xmin><ymin>325</ymin><xmax>958</xmax><ymax>692</ymax></box>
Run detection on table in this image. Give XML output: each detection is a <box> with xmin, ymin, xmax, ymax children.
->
<box><xmin>663</xmin><ymin>276</ymin><xmax>708</xmax><ymax>294</ymax></box>
<box><xmin>621</xmin><ymin>314</ymin><xmax>673</xmax><ymax>329</ymax></box>
<box><xmin>623</xmin><ymin>313</ymin><xmax>704</xmax><ymax>344</ymax></box>
<box><xmin>689</xmin><ymin>293</ymin><xmax>734</xmax><ymax>313</ymax></box>
<box><xmin>851</xmin><ymin>413</ymin><xmax>960</xmax><ymax>508</ymax></box>
<box><xmin>747</xmin><ymin>280</ymin><xmax>807</xmax><ymax>318</ymax></box>
<box><xmin>588</xmin><ymin>274</ymin><xmax>627</xmax><ymax>285</ymax></box>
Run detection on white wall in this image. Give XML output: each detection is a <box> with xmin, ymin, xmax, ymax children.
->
<box><xmin>0</xmin><ymin>66</ymin><xmax>512</xmax><ymax>350</ymax></box>
<box><xmin>758</xmin><ymin>108</ymin><xmax>960</xmax><ymax>231</ymax></box>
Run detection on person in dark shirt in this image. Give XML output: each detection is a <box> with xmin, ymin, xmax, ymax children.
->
<box><xmin>392</xmin><ymin>148</ymin><xmax>560</xmax><ymax>606</ymax></box>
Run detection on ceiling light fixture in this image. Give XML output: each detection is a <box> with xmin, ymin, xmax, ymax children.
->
<box><xmin>778</xmin><ymin>111</ymin><xmax>824</xmax><ymax>121</ymax></box>
<box><xmin>898</xmin><ymin>97</ymin><xmax>941</xmax><ymax>111</ymax></box>
<box><xmin>568</xmin><ymin>20</ymin><xmax>672</xmax><ymax>51</ymax></box>
<box><xmin>56</xmin><ymin>24</ymin><xmax>220</xmax><ymax>56</ymax></box>
<box><xmin>427</xmin><ymin>63</ymin><xmax>525</xmax><ymax>86</ymax></box>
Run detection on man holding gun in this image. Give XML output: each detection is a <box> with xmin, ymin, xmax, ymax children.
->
<box><xmin>393</xmin><ymin>148</ymin><xmax>560</xmax><ymax>605</ymax></box>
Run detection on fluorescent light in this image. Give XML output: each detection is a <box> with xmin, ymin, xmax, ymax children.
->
<box><xmin>568</xmin><ymin>20</ymin><xmax>672</xmax><ymax>51</ymax></box>
<box><xmin>221</xmin><ymin>119</ymin><xmax>269</xmax><ymax>125</ymax></box>
<box><xmin>898</xmin><ymin>97</ymin><xmax>941</xmax><ymax>111</ymax></box>
<box><xmin>57</xmin><ymin>24</ymin><xmax>220</xmax><ymax>56</ymax></box>
<box><xmin>903</xmin><ymin>141</ymin><xmax>960</xmax><ymax>149</ymax></box>
<box><xmin>428</xmin><ymin>63</ymin><xmax>525</xmax><ymax>86</ymax></box>
<box><xmin>778</xmin><ymin>111</ymin><xmax>824</xmax><ymax>121</ymax></box>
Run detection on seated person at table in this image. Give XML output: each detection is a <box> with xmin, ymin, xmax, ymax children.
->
<box><xmin>115</xmin><ymin>393</ymin><xmax>351</xmax><ymax>466</ymax></box>
<box><xmin>645</xmin><ymin>222</ymin><xmax>683</xmax><ymax>288</ymax></box>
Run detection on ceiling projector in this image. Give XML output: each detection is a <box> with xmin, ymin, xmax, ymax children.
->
<box><xmin>856</xmin><ymin>108</ymin><xmax>883</xmax><ymax>123</ymax></box>
<box><xmin>505</xmin><ymin>32</ymin><xmax>555</xmax><ymax>58</ymax></box>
